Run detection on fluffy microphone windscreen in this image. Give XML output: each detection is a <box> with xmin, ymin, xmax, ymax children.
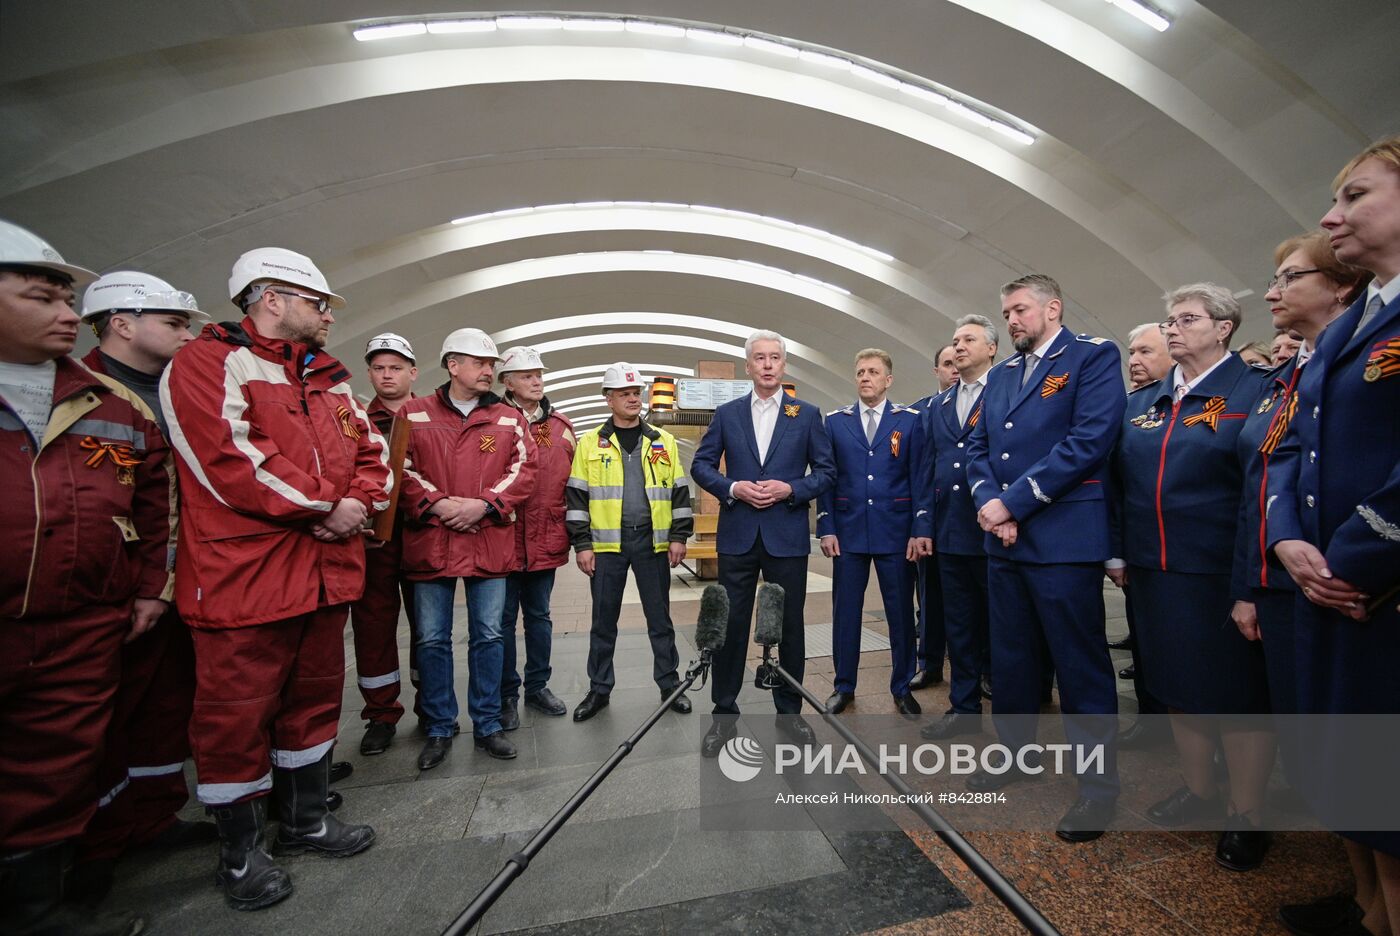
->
<box><xmin>694</xmin><ymin>584</ymin><xmax>729</xmax><ymax>653</ymax></box>
<box><xmin>753</xmin><ymin>582</ymin><xmax>786</xmax><ymax>646</ymax></box>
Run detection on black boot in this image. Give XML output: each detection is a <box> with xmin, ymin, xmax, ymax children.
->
<box><xmin>271</xmin><ymin>754</ymin><xmax>375</xmax><ymax>859</ymax></box>
<box><xmin>0</xmin><ymin>842</ymin><xmax>144</xmax><ymax>935</ymax></box>
<box><xmin>210</xmin><ymin>798</ymin><xmax>293</xmax><ymax>912</ymax></box>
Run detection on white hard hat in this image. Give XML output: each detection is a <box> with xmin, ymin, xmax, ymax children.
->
<box><xmin>227</xmin><ymin>247</ymin><xmax>345</xmax><ymax>310</ymax></box>
<box><xmin>365</xmin><ymin>332</ymin><xmax>416</xmax><ymax>363</ymax></box>
<box><xmin>601</xmin><ymin>362</ymin><xmax>646</xmax><ymax>390</ymax></box>
<box><xmin>497</xmin><ymin>345</ymin><xmax>548</xmax><ymax>377</ymax></box>
<box><xmin>0</xmin><ymin>219</ymin><xmax>98</xmax><ymax>287</ymax></box>
<box><xmin>82</xmin><ymin>271</ymin><xmax>210</xmax><ymax>323</ymax></box>
<box><xmin>439</xmin><ymin>327</ymin><xmax>499</xmax><ymax>365</ymax></box>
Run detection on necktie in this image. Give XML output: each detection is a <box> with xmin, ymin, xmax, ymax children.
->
<box><xmin>865</xmin><ymin>408</ymin><xmax>878</xmax><ymax>445</ymax></box>
<box><xmin>1021</xmin><ymin>353</ymin><xmax>1038</xmax><ymax>389</ymax></box>
<box><xmin>957</xmin><ymin>383</ymin><xmax>975</xmax><ymax>427</ymax></box>
<box><xmin>1355</xmin><ymin>294</ymin><xmax>1385</xmax><ymax>338</ymax></box>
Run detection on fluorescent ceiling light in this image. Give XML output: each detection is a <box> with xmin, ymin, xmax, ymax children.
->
<box><xmin>624</xmin><ymin>20</ymin><xmax>685</xmax><ymax>37</ymax></box>
<box><xmin>544</xmin><ymin>364</ymin><xmax>695</xmax><ymax>383</ymax></box>
<box><xmin>353</xmin><ymin>22</ymin><xmax>427</xmax><ymax>41</ymax></box>
<box><xmin>1107</xmin><ymin>0</ymin><xmax>1171</xmax><ymax>32</ymax></box>
<box><xmin>899</xmin><ymin>83</ymin><xmax>949</xmax><ymax>107</ymax></box>
<box><xmin>991</xmin><ymin>122</ymin><xmax>1036</xmax><ymax>146</ymax></box>
<box><xmin>945</xmin><ymin>100</ymin><xmax>994</xmax><ymax>128</ymax></box>
<box><xmin>849</xmin><ymin>65</ymin><xmax>901</xmax><ymax>89</ymax></box>
<box><xmin>686</xmin><ymin>28</ymin><xmax>743</xmax><ymax>46</ymax></box>
<box><xmin>426</xmin><ymin>20</ymin><xmax>496</xmax><ymax>34</ymax></box>
<box><xmin>562</xmin><ymin>18</ymin><xmax>625</xmax><ymax>32</ymax></box>
<box><xmin>744</xmin><ymin>36</ymin><xmax>799</xmax><ymax>58</ymax></box>
<box><xmin>496</xmin><ymin>16</ymin><xmax>563</xmax><ymax>30</ymax></box>
<box><xmin>798</xmin><ymin>49</ymin><xmax>850</xmax><ymax>70</ymax></box>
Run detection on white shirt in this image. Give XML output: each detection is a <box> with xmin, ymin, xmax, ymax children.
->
<box><xmin>0</xmin><ymin>359</ymin><xmax>56</xmax><ymax>445</ymax></box>
<box><xmin>956</xmin><ymin>369</ymin><xmax>989</xmax><ymax>426</ymax></box>
<box><xmin>1170</xmin><ymin>351</ymin><xmax>1234</xmax><ymax>402</ymax></box>
<box><xmin>751</xmin><ymin>391</ymin><xmax>781</xmax><ymax>462</ymax></box>
<box><xmin>861</xmin><ymin>397</ymin><xmax>887</xmax><ymax>442</ymax></box>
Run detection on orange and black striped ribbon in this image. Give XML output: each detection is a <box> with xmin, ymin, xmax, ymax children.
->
<box><xmin>1040</xmin><ymin>373</ymin><xmax>1069</xmax><ymax>398</ymax></box>
<box><xmin>1183</xmin><ymin>396</ymin><xmax>1227</xmax><ymax>431</ymax></box>
<box><xmin>479</xmin><ymin>435</ymin><xmax>497</xmax><ymax>453</ymax></box>
<box><xmin>1258</xmin><ymin>392</ymin><xmax>1299</xmax><ymax>456</ymax></box>
<box><xmin>80</xmin><ymin>436</ymin><xmax>141</xmax><ymax>469</ymax></box>
<box><xmin>534</xmin><ymin>423</ymin><xmax>552</xmax><ymax>447</ymax></box>
<box><xmin>336</xmin><ymin>406</ymin><xmax>362</xmax><ymax>440</ymax></box>
<box><xmin>966</xmin><ymin>402</ymin><xmax>982</xmax><ymax>428</ymax></box>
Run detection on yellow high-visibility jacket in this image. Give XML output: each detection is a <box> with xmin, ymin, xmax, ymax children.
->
<box><xmin>565</xmin><ymin>419</ymin><xmax>693</xmax><ymax>553</ymax></box>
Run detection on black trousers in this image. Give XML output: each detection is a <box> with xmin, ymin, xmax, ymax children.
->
<box><xmin>711</xmin><ymin>535</ymin><xmax>808</xmax><ymax>715</ymax></box>
<box><xmin>916</xmin><ymin>554</ymin><xmax>947</xmax><ymax>673</ymax></box>
<box><xmin>586</xmin><ymin>526</ymin><xmax>680</xmax><ymax>695</ymax></box>
<box><xmin>1122</xmin><ymin>583</ymin><xmax>1165</xmax><ymax>715</ymax></box>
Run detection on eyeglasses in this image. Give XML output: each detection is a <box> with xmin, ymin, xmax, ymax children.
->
<box><xmin>270</xmin><ymin>289</ymin><xmax>331</xmax><ymax>314</ymax></box>
<box><xmin>1265</xmin><ymin>269</ymin><xmax>1322</xmax><ymax>292</ymax></box>
<box><xmin>1158</xmin><ymin>312</ymin><xmax>1214</xmax><ymax>333</ymax></box>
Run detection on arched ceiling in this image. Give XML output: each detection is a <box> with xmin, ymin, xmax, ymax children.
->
<box><xmin>3</xmin><ymin>0</ymin><xmax>1396</xmax><ymax>413</ymax></box>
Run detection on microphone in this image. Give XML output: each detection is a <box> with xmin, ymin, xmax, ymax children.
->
<box><xmin>694</xmin><ymin>584</ymin><xmax>729</xmax><ymax>657</ymax></box>
<box><xmin>754</xmin><ymin>582</ymin><xmax>785</xmax><ymax>647</ymax></box>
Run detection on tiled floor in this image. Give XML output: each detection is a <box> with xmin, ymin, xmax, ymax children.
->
<box><xmin>103</xmin><ymin>551</ymin><xmax>1350</xmax><ymax>934</ymax></box>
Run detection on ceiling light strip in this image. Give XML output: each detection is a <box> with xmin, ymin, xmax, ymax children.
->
<box><xmin>350</xmin><ymin>14</ymin><xmax>1036</xmax><ymax>144</ymax></box>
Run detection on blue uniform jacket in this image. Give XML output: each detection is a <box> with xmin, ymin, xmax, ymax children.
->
<box><xmin>967</xmin><ymin>328</ymin><xmax>1125</xmax><ymax>564</ymax></box>
<box><xmin>1230</xmin><ymin>357</ymin><xmax>1303</xmax><ymax>598</ymax></box>
<box><xmin>922</xmin><ymin>383</ymin><xmax>988</xmax><ymax>557</ymax></box>
<box><xmin>1267</xmin><ymin>292</ymin><xmax>1400</xmax><ymax>598</ymax></box>
<box><xmin>816</xmin><ymin>401</ymin><xmax>932</xmax><ymax>553</ymax></box>
<box><xmin>1112</xmin><ymin>353</ymin><xmax>1267</xmax><ymax>572</ymax></box>
<box><xmin>692</xmin><ymin>393</ymin><xmax>836</xmax><ymax>558</ymax></box>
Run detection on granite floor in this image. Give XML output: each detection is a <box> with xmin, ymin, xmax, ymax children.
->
<box><xmin>101</xmin><ymin>551</ymin><xmax>1351</xmax><ymax>934</ymax></box>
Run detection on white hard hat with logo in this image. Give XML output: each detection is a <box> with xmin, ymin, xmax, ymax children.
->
<box><xmin>227</xmin><ymin>247</ymin><xmax>345</xmax><ymax>309</ymax></box>
<box><xmin>439</xmin><ymin>328</ymin><xmax>499</xmax><ymax>365</ymax></box>
<box><xmin>601</xmin><ymin>362</ymin><xmax>646</xmax><ymax>390</ymax></box>
<box><xmin>82</xmin><ymin>271</ymin><xmax>210</xmax><ymax>323</ymax></box>
<box><xmin>365</xmin><ymin>333</ymin><xmax>416</xmax><ymax>363</ymax></box>
<box><xmin>0</xmin><ymin>219</ymin><xmax>98</xmax><ymax>287</ymax></box>
<box><xmin>497</xmin><ymin>346</ymin><xmax>548</xmax><ymax>376</ymax></box>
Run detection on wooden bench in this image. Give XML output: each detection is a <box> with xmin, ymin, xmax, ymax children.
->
<box><xmin>681</xmin><ymin>513</ymin><xmax>719</xmax><ymax>578</ymax></box>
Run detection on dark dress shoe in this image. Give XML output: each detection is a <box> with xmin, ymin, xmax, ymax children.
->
<box><xmin>1116</xmin><ymin>719</ymin><xmax>1170</xmax><ymax>749</ymax></box>
<box><xmin>329</xmin><ymin>761</ymin><xmax>353</xmax><ymax>784</ymax></box>
<box><xmin>325</xmin><ymin>790</ymin><xmax>343</xmax><ymax>812</ymax></box>
<box><xmin>1056</xmin><ymin>797</ymin><xmax>1116</xmax><ymax>842</ymax></box>
<box><xmin>360</xmin><ymin>720</ymin><xmax>396</xmax><ymax>755</ymax></box>
<box><xmin>826</xmin><ymin>691</ymin><xmax>854</xmax><ymax>714</ymax></box>
<box><xmin>776</xmin><ymin>715</ymin><xmax>817</xmax><ymax>747</ymax></box>
<box><xmin>500</xmin><ymin>698</ymin><xmax>521</xmax><ymax>732</ymax></box>
<box><xmin>920</xmin><ymin>712</ymin><xmax>983</xmax><ymax>740</ymax></box>
<box><xmin>1216</xmin><ymin>813</ymin><xmax>1270</xmax><ymax>871</ymax></box>
<box><xmin>967</xmin><ymin>752</ymin><xmax>1040</xmax><ymax>792</ymax></box>
<box><xmin>1277</xmin><ymin>892</ymin><xmax>1363</xmax><ymax>936</ymax></box>
<box><xmin>979</xmin><ymin>675</ymin><xmax>993</xmax><ymax>700</ymax></box>
<box><xmin>145</xmin><ymin>817</ymin><xmax>219</xmax><ymax>850</ymax></box>
<box><xmin>1146</xmin><ymin>785</ymin><xmax>1223</xmax><ymax>827</ymax></box>
<box><xmin>418</xmin><ymin>736</ymin><xmax>452</xmax><ymax>771</ymax></box>
<box><xmin>474</xmin><ymin>731</ymin><xmax>517</xmax><ymax>760</ymax></box>
<box><xmin>1107</xmin><ymin>636</ymin><xmax>1134</xmax><ymax>651</ymax></box>
<box><xmin>572</xmin><ymin>690</ymin><xmax>610</xmax><ymax>722</ymax></box>
<box><xmin>666</xmin><ymin>690</ymin><xmax>692</xmax><ymax>713</ymax></box>
<box><xmin>893</xmin><ymin>694</ymin><xmax>922</xmax><ymax>717</ymax></box>
<box><xmin>908</xmin><ymin>669</ymin><xmax>943</xmax><ymax>690</ymax></box>
<box><xmin>525</xmin><ymin>688</ymin><xmax>567</xmax><ymax>716</ymax></box>
<box><xmin>702</xmin><ymin>720</ymin><xmax>738</xmax><ymax>758</ymax></box>
<box><xmin>1118</xmin><ymin>664</ymin><xmax>1136</xmax><ymax>680</ymax></box>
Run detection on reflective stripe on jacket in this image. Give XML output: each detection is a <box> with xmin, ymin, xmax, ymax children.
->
<box><xmin>565</xmin><ymin>419</ymin><xmax>693</xmax><ymax>554</ymax></box>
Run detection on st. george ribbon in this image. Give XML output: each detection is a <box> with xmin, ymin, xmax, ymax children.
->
<box><xmin>746</xmin><ymin>583</ymin><xmax>1062</xmax><ymax>936</ymax></box>
<box><xmin>440</xmin><ymin>585</ymin><xmax>728</xmax><ymax>936</ymax></box>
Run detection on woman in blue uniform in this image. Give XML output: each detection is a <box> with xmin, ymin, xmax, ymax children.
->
<box><xmin>1230</xmin><ymin>232</ymin><xmax>1368</xmax><ymax>724</ymax></box>
<box><xmin>1110</xmin><ymin>283</ymin><xmax>1272</xmax><ymax>870</ymax></box>
<box><xmin>1269</xmin><ymin>137</ymin><xmax>1400</xmax><ymax>936</ymax></box>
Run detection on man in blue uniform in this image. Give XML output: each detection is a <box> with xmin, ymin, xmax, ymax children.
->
<box><xmin>909</xmin><ymin>343</ymin><xmax>958</xmax><ymax>689</ymax></box>
<box><xmin>817</xmin><ymin>349</ymin><xmax>932</xmax><ymax>716</ymax></box>
<box><xmin>921</xmin><ymin>315</ymin><xmax>998</xmax><ymax>739</ymax></box>
<box><xmin>966</xmin><ymin>273</ymin><xmax>1125</xmax><ymax>843</ymax></box>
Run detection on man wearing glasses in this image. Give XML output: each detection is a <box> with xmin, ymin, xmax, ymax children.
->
<box><xmin>160</xmin><ymin>247</ymin><xmax>391</xmax><ymax>911</ymax></box>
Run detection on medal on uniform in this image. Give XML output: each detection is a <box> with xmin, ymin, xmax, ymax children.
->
<box><xmin>479</xmin><ymin>434</ymin><xmax>496</xmax><ymax>453</ymax></box>
<box><xmin>1131</xmin><ymin>406</ymin><xmax>1163</xmax><ymax>430</ymax></box>
<box><xmin>1363</xmin><ymin>336</ymin><xmax>1400</xmax><ymax>382</ymax></box>
<box><xmin>784</xmin><ymin>404</ymin><xmax>800</xmax><ymax>418</ymax></box>
<box><xmin>889</xmin><ymin>430</ymin><xmax>902</xmax><ymax>458</ymax></box>
<box><xmin>1257</xmin><ymin>388</ymin><xmax>1280</xmax><ymax>414</ymax></box>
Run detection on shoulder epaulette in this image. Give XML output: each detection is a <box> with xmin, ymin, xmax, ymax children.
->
<box><xmin>889</xmin><ymin>402</ymin><xmax>920</xmax><ymax>415</ymax></box>
<box><xmin>1076</xmin><ymin>334</ymin><xmax>1109</xmax><ymax>345</ymax></box>
<box><xmin>827</xmin><ymin>404</ymin><xmax>855</xmax><ymax>417</ymax></box>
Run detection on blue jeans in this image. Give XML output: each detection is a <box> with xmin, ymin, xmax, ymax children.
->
<box><xmin>413</xmin><ymin>576</ymin><xmax>507</xmax><ymax>738</ymax></box>
<box><xmin>500</xmin><ymin>568</ymin><xmax>557</xmax><ymax>702</ymax></box>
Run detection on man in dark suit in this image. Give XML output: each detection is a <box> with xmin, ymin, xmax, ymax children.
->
<box><xmin>966</xmin><ymin>274</ymin><xmax>1126</xmax><ymax>843</ymax></box>
<box><xmin>692</xmin><ymin>330</ymin><xmax>836</xmax><ymax>755</ymax></box>
<box><xmin>909</xmin><ymin>343</ymin><xmax>959</xmax><ymax>689</ymax></box>
<box><xmin>921</xmin><ymin>315</ymin><xmax>998</xmax><ymax>740</ymax></box>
